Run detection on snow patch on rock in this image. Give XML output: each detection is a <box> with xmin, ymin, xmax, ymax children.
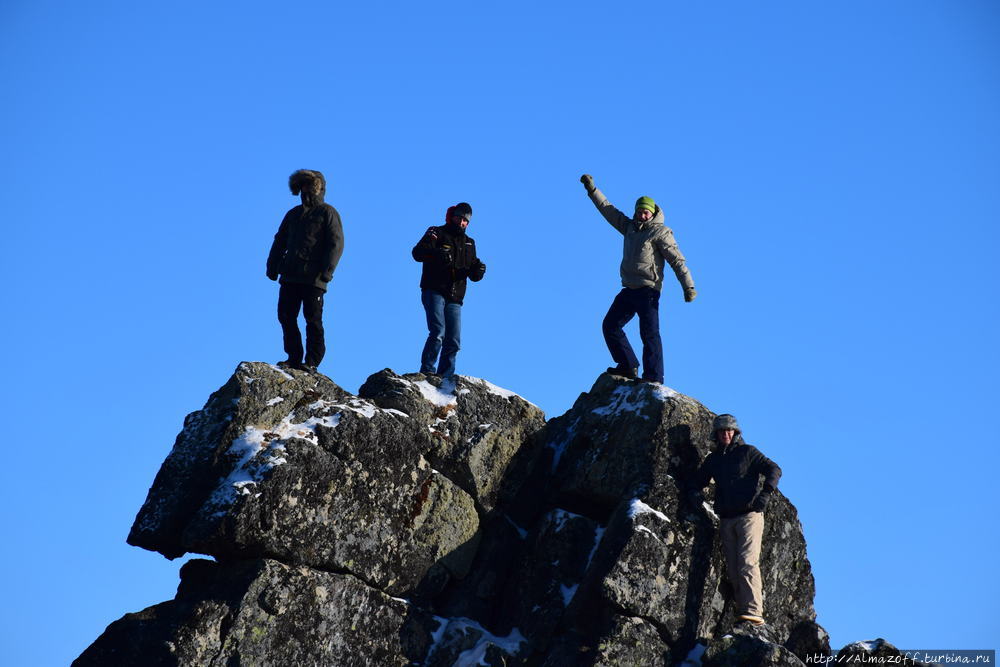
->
<box><xmin>207</xmin><ymin>411</ymin><xmax>340</xmax><ymax>514</ymax></box>
<box><xmin>679</xmin><ymin>642</ymin><xmax>707</xmax><ymax>666</ymax></box>
<box><xmin>592</xmin><ymin>385</ymin><xmax>650</xmax><ymax>420</ymax></box>
<box><xmin>547</xmin><ymin>508</ymin><xmax>583</xmax><ymax>532</ymax></box>
<box><xmin>628</xmin><ymin>498</ymin><xmax>671</xmax><ymax>523</ymax></box>
<box><xmin>460</xmin><ymin>375</ymin><xmax>538</xmax><ymax>407</ymax></box>
<box><xmin>412</xmin><ymin>380</ymin><xmax>458</xmax><ymax>407</ymax></box>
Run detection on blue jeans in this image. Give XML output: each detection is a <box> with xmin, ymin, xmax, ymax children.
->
<box><xmin>420</xmin><ymin>289</ymin><xmax>462</xmax><ymax>377</ymax></box>
<box><xmin>602</xmin><ymin>286</ymin><xmax>663</xmax><ymax>383</ymax></box>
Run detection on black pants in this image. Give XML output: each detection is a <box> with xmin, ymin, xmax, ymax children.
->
<box><xmin>602</xmin><ymin>286</ymin><xmax>663</xmax><ymax>383</ymax></box>
<box><xmin>277</xmin><ymin>283</ymin><xmax>326</xmax><ymax>366</ymax></box>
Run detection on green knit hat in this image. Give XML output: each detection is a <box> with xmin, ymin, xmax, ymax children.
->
<box><xmin>635</xmin><ymin>196</ymin><xmax>656</xmax><ymax>214</ymax></box>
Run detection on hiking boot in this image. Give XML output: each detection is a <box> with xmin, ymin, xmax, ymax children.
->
<box><xmin>276</xmin><ymin>359</ymin><xmax>299</xmax><ymax>369</ymax></box>
<box><xmin>605</xmin><ymin>366</ymin><xmax>638</xmax><ymax>379</ymax></box>
<box><xmin>301</xmin><ymin>364</ymin><xmax>319</xmax><ymax>375</ymax></box>
<box><xmin>735</xmin><ymin>614</ymin><xmax>766</xmax><ymax>627</ymax></box>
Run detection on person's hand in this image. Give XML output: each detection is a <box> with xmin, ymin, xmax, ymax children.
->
<box><xmin>684</xmin><ymin>287</ymin><xmax>697</xmax><ymax>303</ymax></box>
<box><xmin>580</xmin><ymin>174</ymin><xmax>595</xmax><ymax>193</ymax></box>
<box><xmin>750</xmin><ymin>490</ymin><xmax>772</xmax><ymax>513</ymax></box>
<box><xmin>267</xmin><ymin>270</ymin><xmax>278</xmax><ymax>281</ymax></box>
<box><xmin>321</xmin><ymin>271</ymin><xmax>333</xmax><ymax>283</ymax></box>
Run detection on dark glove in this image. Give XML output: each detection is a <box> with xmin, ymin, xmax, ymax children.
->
<box><xmin>684</xmin><ymin>287</ymin><xmax>697</xmax><ymax>303</ymax></box>
<box><xmin>580</xmin><ymin>173</ymin><xmax>595</xmax><ymax>193</ymax></box>
<box><xmin>320</xmin><ymin>271</ymin><xmax>333</xmax><ymax>283</ymax></box>
<box><xmin>267</xmin><ymin>270</ymin><xmax>278</xmax><ymax>281</ymax></box>
<box><xmin>750</xmin><ymin>489</ymin><xmax>772</xmax><ymax>513</ymax></box>
<box><xmin>470</xmin><ymin>259</ymin><xmax>486</xmax><ymax>281</ymax></box>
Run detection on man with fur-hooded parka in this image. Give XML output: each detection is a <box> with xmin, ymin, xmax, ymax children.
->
<box><xmin>266</xmin><ymin>169</ymin><xmax>344</xmax><ymax>372</ymax></box>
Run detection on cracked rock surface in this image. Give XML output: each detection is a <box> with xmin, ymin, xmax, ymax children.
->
<box><xmin>81</xmin><ymin>364</ymin><xmax>873</xmax><ymax>666</ymax></box>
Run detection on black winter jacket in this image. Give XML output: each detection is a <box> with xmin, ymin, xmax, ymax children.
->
<box><xmin>267</xmin><ymin>202</ymin><xmax>344</xmax><ymax>292</ymax></box>
<box><xmin>412</xmin><ymin>219</ymin><xmax>485</xmax><ymax>305</ymax></box>
<box><xmin>691</xmin><ymin>435</ymin><xmax>782</xmax><ymax>518</ymax></box>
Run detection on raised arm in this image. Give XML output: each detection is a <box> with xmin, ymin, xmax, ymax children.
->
<box><xmin>655</xmin><ymin>228</ymin><xmax>697</xmax><ymax>302</ymax></box>
<box><xmin>580</xmin><ymin>174</ymin><xmax>630</xmax><ymax>235</ymax></box>
<box><xmin>412</xmin><ymin>227</ymin><xmax>439</xmax><ymax>262</ymax></box>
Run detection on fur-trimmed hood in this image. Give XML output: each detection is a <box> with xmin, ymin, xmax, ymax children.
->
<box><xmin>289</xmin><ymin>169</ymin><xmax>326</xmax><ymax>205</ymax></box>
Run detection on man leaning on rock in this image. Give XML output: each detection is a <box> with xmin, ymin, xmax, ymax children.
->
<box><xmin>266</xmin><ymin>169</ymin><xmax>345</xmax><ymax>374</ymax></box>
<box><xmin>690</xmin><ymin>413</ymin><xmax>782</xmax><ymax>628</ymax></box>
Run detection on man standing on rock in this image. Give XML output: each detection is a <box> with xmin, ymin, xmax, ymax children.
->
<box><xmin>411</xmin><ymin>202</ymin><xmax>486</xmax><ymax>379</ymax></box>
<box><xmin>690</xmin><ymin>414</ymin><xmax>782</xmax><ymax>628</ymax></box>
<box><xmin>580</xmin><ymin>174</ymin><xmax>696</xmax><ymax>384</ymax></box>
<box><xmin>266</xmin><ymin>169</ymin><xmax>345</xmax><ymax>374</ymax></box>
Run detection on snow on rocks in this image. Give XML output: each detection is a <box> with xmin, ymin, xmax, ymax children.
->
<box><xmin>591</xmin><ymin>384</ymin><xmax>651</xmax><ymax>419</ymax></box>
<box><xmin>425</xmin><ymin>617</ymin><xmax>528</xmax><ymax>667</ymax></box>
<box><xmin>205</xmin><ymin>411</ymin><xmax>340</xmax><ymax>514</ymax></box>
<box><xmin>628</xmin><ymin>498</ymin><xmax>671</xmax><ymax>523</ymax></box>
<box><xmin>412</xmin><ymin>379</ymin><xmax>458</xmax><ymax>408</ymax></box>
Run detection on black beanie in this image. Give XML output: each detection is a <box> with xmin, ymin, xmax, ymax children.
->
<box><xmin>453</xmin><ymin>202</ymin><xmax>473</xmax><ymax>220</ymax></box>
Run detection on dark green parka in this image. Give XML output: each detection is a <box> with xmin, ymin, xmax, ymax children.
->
<box><xmin>267</xmin><ymin>202</ymin><xmax>344</xmax><ymax>292</ymax></box>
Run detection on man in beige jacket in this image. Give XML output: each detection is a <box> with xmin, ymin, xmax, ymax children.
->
<box><xmin>580</xmin><ymin>174</ymin><xmax>696</xmax><ymax>383</ymax></box>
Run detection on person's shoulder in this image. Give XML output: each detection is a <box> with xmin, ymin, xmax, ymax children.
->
<box><xmin>653</xmin><ymin>224</ymin><xmax>675</xmax><ymax>239</ymax></box>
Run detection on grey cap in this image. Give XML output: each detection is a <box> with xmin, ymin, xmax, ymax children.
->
<box><xmin>712</xmin><ymin>413</ymin><xmax>740</xmax><ymax>434</ymax></box>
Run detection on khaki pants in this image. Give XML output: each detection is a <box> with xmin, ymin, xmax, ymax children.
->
<box><xmin>719</xmin><ymin>512</ymin><xmax>764</xmax><ymax>617</ymax></box>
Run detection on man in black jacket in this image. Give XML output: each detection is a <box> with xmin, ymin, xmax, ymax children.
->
<box><xmin>411</xmin><ymin>202</ymin><xmax>486</xmax><ymax>379</ymax></box>
<box><xmin>266</xmin><ymin>169</ymin><xmax>344</xmax><ymax>373</ymax></box>
<box><xmin>691</xmin><ymin>414</ymin><xmax>782</xmax><ymax>628</ymax></box>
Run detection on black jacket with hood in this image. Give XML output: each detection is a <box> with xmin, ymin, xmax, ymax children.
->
<box><xmin>411</xmin><ymin>207</ymin><xmax>485</xmax><ymax>304</ymax></box>
<box><xmin>691</xmin><ymin>434</ymin><xmax>782</xmax><ymax>519</ymax></box>
<box><xmin>267</xmin><ymin>169</ymin><xmax>345</xmax><ymax>292</ymax></box>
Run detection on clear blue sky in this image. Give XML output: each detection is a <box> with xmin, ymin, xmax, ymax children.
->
<box><xmin>2</xmin><ymin>1</ymin><xmax>997</xmax><ymax>664</ymax></box>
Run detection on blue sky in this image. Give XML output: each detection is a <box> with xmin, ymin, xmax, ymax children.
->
<box><xmin>2</xmin><ymin>1</ymin><xmax>998</xmax><ymax>664</ymax></box>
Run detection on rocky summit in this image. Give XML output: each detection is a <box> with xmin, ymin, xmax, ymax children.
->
<box><xmin>77</xmin><ymin>362</ymin><xmax>884</xmax><ymax>666</ymax></box>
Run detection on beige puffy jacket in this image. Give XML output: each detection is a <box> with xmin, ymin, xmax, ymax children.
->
<box><xmin>588</xmin><ymin>188</ymin><xmax>695</xmax><ymax>295</ymax></box>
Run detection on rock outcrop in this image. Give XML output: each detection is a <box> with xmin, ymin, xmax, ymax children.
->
<box><xmin>78</xmin><ymin>362</ymin><xmax>855</xmax><ymax>666</ymax></box>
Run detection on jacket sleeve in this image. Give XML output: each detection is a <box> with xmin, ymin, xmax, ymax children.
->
<box><xmin>266</xmin><ymin>210</ymin><xmax>292</xmax><ymax>277</ymax></box>
<box><xmin>468</xmin><ymin>241</ymin><xmax>486</xmax><ymax>282</ymax></box>
<box><xmin>689</xmin><ymin>454</ymin><xmax>714</xmax><ymax>493</ymax></box>
<box><xmin>749</xmin><ymin>446</ymin><xmax>782</xmax><ymax>491</ymax></box>
<box><xmin>587</xmin><ymin>187</ymin><xmax>630</xmax><ymax>235</ymax></box>
<box><xmin>321</xmin><ymin>208</ymin><xmax>345</xmax><ymax>282</ymax></box>
<box><xmin>412</xmin><ymin>228</ymin><xmax>439</xmax><ymax>262</ymax></box>
<box><xmin>656</xmin><ymin>227</ymin><xmax>695</xmax><ymax>293</ymax></box>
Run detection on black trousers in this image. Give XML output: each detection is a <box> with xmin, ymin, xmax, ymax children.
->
<box><xmin>277</xmin><ymin>283</ymin><xmax>326</xmax><ymax>366</ymax></box>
